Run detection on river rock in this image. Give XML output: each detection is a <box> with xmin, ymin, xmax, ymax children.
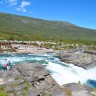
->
<box><xmin>84</xmin><ymin>50</ymin><xmax>96</xmax><ymax>55</ymax></box>
<box><xmin>0</xmin><ymin>62</ymin><xmax>60</xmax><ymax>96</ymax></box>
<box><xmin>62</xmin><ymin>83</ymin><xmax>96</xmax><ymax>96</ymax></box>
<box><xmin>0</xmin><ymin>62</ymin><xmax>96</xmax><ymax>96</ymax></box>
<box><xmin>57</xmin><ymin>50</ymin><xmax>96</xmax><ymax>69</ymax></box>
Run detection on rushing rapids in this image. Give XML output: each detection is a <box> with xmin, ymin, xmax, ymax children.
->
<box><xmin>0</xmin><ymin>53</ymin><xmax>96</xmax><ymax>88</ymax></box>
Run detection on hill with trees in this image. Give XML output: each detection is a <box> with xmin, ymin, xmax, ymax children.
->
<box><xmin>0</xmin><ymin>12</ymin><xmax>96</xmax><ymax>43</ymax></box>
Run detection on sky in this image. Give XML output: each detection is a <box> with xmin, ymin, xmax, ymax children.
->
<box><xmin>0</xmin><ymin>0</ymin><xmax>96</xmax><ymax>29</ymax></box>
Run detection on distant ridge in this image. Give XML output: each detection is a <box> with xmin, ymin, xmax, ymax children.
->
<box><xmin>0</xmin><ymin>12</ymin><xmax>96</xmax><ymax>41</ymax></box>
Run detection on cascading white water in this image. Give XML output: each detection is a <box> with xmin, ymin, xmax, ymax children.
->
<box><xmin>0</xmin><ymin>53</ymin><xmax>96</xmax><ymax>88</ymax></box>
<box><xmin>46</xmin><ymin>62</ymin><xmax>96</xmax><ymax>86</ymax></box>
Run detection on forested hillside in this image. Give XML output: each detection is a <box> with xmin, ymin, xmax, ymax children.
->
<box><xmin>0</xmin><ymin>12</ymin><xmax>96</xmax><ymax>42</ymax></box>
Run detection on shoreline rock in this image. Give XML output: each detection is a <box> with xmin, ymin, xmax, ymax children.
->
<box><xmin>0</xmin><ymin>62</ymin><xmax>96</xmax><ymax>96</ymax></box>
<box><xmin>57</xmin><ymin>50</ymin><xmax>96</xmax><ymax>69</ymax></box>
<box><xmin>0</xmin><ymin>63</ymin><xmax>63</xmax><ymax>96</ymax></box>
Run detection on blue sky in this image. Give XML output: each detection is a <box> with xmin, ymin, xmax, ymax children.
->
<box><xmin>0</xmin><ymin>0</ymin><xmax>96</xmax><ymax>29</ymax></box>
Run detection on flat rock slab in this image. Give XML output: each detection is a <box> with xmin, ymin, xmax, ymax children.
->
<box><xmin>0</xmin><ymin>62</ymin><xmax>96</xmax><ymax>96</ymax></box>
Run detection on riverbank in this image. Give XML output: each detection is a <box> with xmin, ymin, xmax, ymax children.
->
<box><xmin>0</xmin><ymin>62</ymin><xmax>96</xmax><ymax>96</ymax></box>
<box><xmin>57</xmin><ymin>49</ymin><xmax>96</xmax><ymax>69</ymax></box>
<box><xmin>1</xmin><ymin>47</ymin><xmax>96</xmax><ymax>69</ymax></box>
<box><xmin>1</xmin><ymin>43</ymin><xmax>56</xmax><ymax>55</ymax></box>
<box><xmin>1</xmin><ymin>41</ymin><xmax>96</xmax><ymax>70</ymax></box>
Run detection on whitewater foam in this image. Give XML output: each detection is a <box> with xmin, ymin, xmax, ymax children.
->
<box><xmin>46</xmin><ymin>61</ymin><xmax>96</xmax><ymax>86</ymax></box>
<box><xmin>0</xmin><ymin>53</ymin><xmax>96</xmax><ymax>87</ymax></box>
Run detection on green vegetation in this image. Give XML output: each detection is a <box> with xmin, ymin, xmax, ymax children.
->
<box><xmin>0</xmin><ymin>49</ymin><xmax>16</xmax><ymax>53</ymax></box>
<box><xmin>0</xmin><ymin>90</ymin><xmax>8</xmax><ymax>96</ymax></box>
<box><xmin>11</xmin><ymin>80</ymin><xmax>30</xmax><ymax>96</ymax></box>
<box><xmin>0</xmin><ymin>87</ymin><xmax>9</xmax><ymax>96</ymax></box>
<box><xmin>0</xmin><ymin>12</ymin><xmax>96</xmax><ymax>43</ymax></box>
<box><xmin>31</xmin><ymin>41</ymin><xmax>96</xmax><ymax>50</ymax></box>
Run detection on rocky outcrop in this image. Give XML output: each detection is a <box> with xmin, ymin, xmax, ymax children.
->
<box><xmin>84</xmin><ymin>50</ymin><xmax>96</xmax><ymax>55</ymax></box>
<box><xmin>0</xmin><ymin>62</ymin><xmax>96</xmax><ymax>96</ymax></box>
<box><xmin>57</xmin><ymin>50</ymin><xmax>96</xmax><ymax>69</ymax></box>
<box><xmin>62</xmin><ymin>83</ymin><xmax>96</xmax><ymax>96</ymax></box>
<box><xmin>0</xmin><ymin>63</ymin><xmax>66</xmax><ymax>96</ymax></box>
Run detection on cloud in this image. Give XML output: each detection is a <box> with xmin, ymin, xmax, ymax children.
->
<box><xmin>16</xmin><ymin>7</ymin><xmax>27</xmax><ymax>12</ymax></box>
<box><xmin>19</xmin><ymin>1</ymin><xmax>31</xmax><ymax>8</ymax></box>
<box><xmin>16</xmin><ymin>1</ymin><xmax>31</xmax><ymax>12</ymax></box>
<box><xmin>6</xmin><ymin>0</ymin><xmax>17</xmax><ymax>6</ymax></box>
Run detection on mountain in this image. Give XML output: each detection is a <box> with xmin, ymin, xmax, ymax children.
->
<box><xmin>0</xmin><ymin>12</ymin><xmax>96</xmax><ymax>42</ymax></box>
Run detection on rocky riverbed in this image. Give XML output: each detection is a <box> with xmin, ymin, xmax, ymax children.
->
<box><xmin>0</xmin><ymin>62</ymin><xmax>96</xmax><ymax>96</ymax></box>
<box><xmin>57</xmin><ymin>49</ymin><xmax>96</xmax><ymax>69</ymax></box>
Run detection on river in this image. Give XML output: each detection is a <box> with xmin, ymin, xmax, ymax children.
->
<box><xmin>0</xmin><ymin>53</ymin><xmax>96</xmax><ymax>88</ymax></box>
